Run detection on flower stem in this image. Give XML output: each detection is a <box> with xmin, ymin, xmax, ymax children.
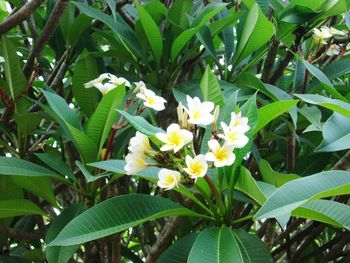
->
<box><xmin>204</xmin><ymin>174</ymin><xmax>226</xmax><ymax>217</ymax></box>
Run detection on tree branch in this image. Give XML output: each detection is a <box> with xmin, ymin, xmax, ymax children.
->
<box><xmin>261</xmin><ymin>40</ymin><xmax>278</xmax><ymax>83</ymax></box>
<box><xmin>333</xmin><ymin>150</ymin><xmax>350</xmax><ymax>170</ymax></box>
<box><xmin>0</xmin><ymin>0</ymin><xmax>44</xmax><ymax>36</ymax></box>
<box><xmin>23</xmin><ymin>0</ymin><xmax>70</xmax><ymax>78</ymax></box>
<box><xmin>145</xmin><ymin>216</ymin><xmax>183</xmax><ymax>263</ymax></box>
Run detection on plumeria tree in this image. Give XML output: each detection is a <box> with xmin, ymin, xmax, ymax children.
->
<box><xmin>1</xmin><ymin>0</ymin><xmax>350</xmax><ymax>263</ymax></box>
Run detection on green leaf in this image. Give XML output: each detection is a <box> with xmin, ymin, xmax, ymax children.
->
<box><xmin>46</xmin><ymin>204</ymin><xmax>87</xmax><ymax>263</ymax></box>
<box><xmin>135</xmin><ymin>2</ymin><xmax>163</xmax><ymax>65</ymax></box>
<box><xmin>234</xmin><ymin>3</ymin><xmax>275</xmax><ymax>65</ymax></box>
<box><xmin>12</xmin><ymin>177</ymin><xmax>56</xmax><ymax>206</ymax></box>
<box><xmin>316</xmin><ymin>113</ymin><xmax>350</xmax><ymax>152</ymax></box>
<box><xmin>171</xmin><ymin>3</ymin><xmax>227</xmax><ymax>61</ymax></box>
<box><xmin>49</xmin><ymin>194</ymin><xmax>203</xmax><ymax>246</ymax></box>
<box><xmin>0</xmin><ymin>157</ymin><xmax>61</xmax><ymax>179</ymax></box>
<box><xmin>254</xmin><ymin>170</ymin><xmax>350</xmax><ymax>220</ymax></box>
<box><xmin>35</xmin><ymin>153</ymin><xmax>76</xmax><ymax>182</ymax></box>
<box><xmin>235</xmin><ymin>166</ymin><xmax>266</xmax><ymax>205</ymax></box>
<box><xmin>188</xmin><ymin>227</ymin><xmax>272</xmax><ymax>263</ymax></box>
<box><xmin>66</xmin><ymin>123</ymin><xmax>98</xmax><ymax>163</ymax></box>
<box><xmin>302</xmin><ymin>60</ymin><xmax>348</xmax><ymax>102</ymax></box>
<box><xmin>292</xmin><ymin>199</ymin><xmax>350</xmax><ymax>231</ymax></box>
<box><xmin>0</xmin><ymin>199</ymin><xmax>45</xmax><ymax>218</ymax></box>
<box><xmin>72</xmin><ymin>52</ymin><xmax>100</xmax><ymax>117</ymax></box>
<box><xmin>157</xmin><ymin>233</ymin><xmax>198</xmax><ymax>263</ymax></box>
<box><xmin>0</xmin><ymin>37</ymin><xmax>27</xmax><ymax>99</ymax></box>
<box><xmin>75</xmin><ymin>161</ymin><xmax>108</xmax><ymax>183</ymax></box>
<box><xmin>200</xmin><ymin>65</ymin><xmax>224</xmax><ymax>106</ymax></box>
<box><xmin>255</xmin><ymin>100</ymin><xmax>298</xmax><ymax>133</ymax></box>
<box><xmin>117</xmin><ymin>110</ymin><xmax>164</xmax><ymax>136</ymax></box>
<box><xmin>167</xmin><ymin>0</ymin><xmax>192</xmax><ymax>29</ymax></box>
<box><xmin>86</xmin><ymin>86</ymin><xmax>125</xmax><ymax>152</ymax></box>
<box><xmin>295</xmin><ymin>94</ymin><xmax>350</xmax><ymax>118</ymax></box>
<box><xmin>42</xmin><ymin>90</ymin><xmax>81</xmax><ymax>130</ymax></box>
<box><xmin>259</xmin><ymin>159</ymin><xmax>300</xmax><ymax>187</ymax></box>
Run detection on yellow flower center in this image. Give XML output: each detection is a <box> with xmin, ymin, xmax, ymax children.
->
<box><xmin>228</xmin><ymin>131</ymin><xmax>238</xmax><ymax>142</ymax></box>
<box><xmin>168</xmin><ymin>132</ymin><xmax>183</xmax><ymax>146</ymax></box>
<box><xmin>193</xmin><ymin>110</ymin><xmax>201</xmax><ymax>120</ymax></box>
<box><xmin>215</xmin><ymin>148</ymin><xmax>229</xmax><ymax>162</ymax></box>
<box><xmin>165</xmin><ymin>175</ymin><xmax>175</xmax><ymax>185</ymax></box>
<box><xmin>189</xmin><ymin>162</ymin><xmax>204</xmax><ymax>176</ymax></box>
<box><xmin>147</xmin><ymin>96</ymin><xmax>156</xmax><ymax>105</ymax></box>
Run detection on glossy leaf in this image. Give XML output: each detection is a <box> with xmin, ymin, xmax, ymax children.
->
<box><xmin>316</xmin><ymin>113</ymin><xmax>350</xmax><ymax>152</ymax></box>
<box><xmin>200</xmin><ymin>65</ymin><xmax>224</xmax><ymax>106</ymax></box>
<box><xmin>188</xmin><ymin>227</ymin><xmax>272</xmax><ymax>263</ymax></box>
<box><xmin>49</xmin><ymin>195</ymin><xmax>203</xmax><ymax>246</ymax></box>
<box><xmin>255</xmin><ymin>170</ymin><xmax>350</xmax><ymax>220</ymax></box>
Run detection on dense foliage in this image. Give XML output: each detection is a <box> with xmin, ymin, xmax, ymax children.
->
<box><xmin>0</xmin><ymin>0</ymin><xmax>350</xmax><ymax>262</ymax></box>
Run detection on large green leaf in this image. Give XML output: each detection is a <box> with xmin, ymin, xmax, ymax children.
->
<box><xmin>0</xmin><ymin>157</ymin><xmax>61</xmax><ymax>179</ymax></box>
<box><xmin>200</xmin><ymin>65</ymin><xmax>224</xmax><ymax>106</ymax></box>
<box><xmin>316</xmin><ymin>113</ymin><xmax>350</xmax><ymax>152</ymax></box>
<box><xmin>49</xmin><ymin>195</ymin><xmax>203</xmax><ymax>246</ymax></box>
<box><xmin>72</xmin><ymin>52</ymin><xmax>100</xmax><ymax>117</ymax></box>
<box><xmin>295</xmin><ymin>94</ymin><xmax>350</xmax><ymax>118</ymax></box>
<box><xmin>171</xmin><ymin>3</ymin><xmax>226</xmax><ymax>61</ymax></box>
<box><xmin>86</xmin><ymin>86</ymin><xmax>125</xmax><ymax>152</ymax></box>
<box><xmin>255</xmin><ymin>100</ymin><xmax>298</xmax><ymax>133</ymax></box>
<box><xmin>233</xmin><ymin>3</ymin><xmax>275</xmax><ymax>65</ymax></box>
<box><xmin>157</xmin><ymin>233</ymin><xmax>198</xmax><ymax>263</ymax></box>
<box><xmin>135</xmin><ymin>2</ymin><xmax>163</xmax><ymax>65</ymax></box>
<box><xmin>117</xmin><ymin>110</ymin><xmax>164</xmax><ymax>136</ymax></box>
<box><xmin>0</xmin><ymin>199</ymin><xmax>45</xmax><ymax>218</ymax></box>
<box><xmin>46</xmin><ymin>204</ymin><xmax>87</xmax><ymax>263</ymax></box>
<box><xmin>12</xmin><ymin>177</ymin><xmax>56</xmax><ymax>206</ymax></box>
<box><xmin>188</xmin><ymin>227</ymin><xmax>272</xmax><ymax>263</ymax></box>
<box><xmin>254</xmin><ymin>170</ymin><xmax>350</xmax><ymax>220</ymax></box>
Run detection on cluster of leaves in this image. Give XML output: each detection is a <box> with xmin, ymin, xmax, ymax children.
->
<box><xmin>0</xmin><ymin>0</ymin><xmax>350</xmax><ymax>262</ymax></box>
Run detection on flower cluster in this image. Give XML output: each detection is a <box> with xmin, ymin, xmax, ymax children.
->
<box><xmin>312</xmin><ymin>26</ymin><xmax>347</xmax><ymax>56</ymax></box>
<box><xmin>124</xmin><ymin>92</ymin><xmax>250</xmax><ymax>191</ymax></box>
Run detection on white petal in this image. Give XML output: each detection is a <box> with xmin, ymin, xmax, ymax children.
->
<box><xmin>208</xmin><ymin>139</ymin><xmax>220</xmax><ymax>152</ymax></box>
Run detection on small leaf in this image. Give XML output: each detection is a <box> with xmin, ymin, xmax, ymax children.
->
<box><xmin>200</xmin><ymin>65</ymin><xmax>224</xmax><ymax>106</ymax></box>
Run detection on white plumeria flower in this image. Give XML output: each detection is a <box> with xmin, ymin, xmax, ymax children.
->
<box><xmin>326</xmin><ymin>44</ymin><xmax>341</xmax><ymax>56</ymax></box>
<box><xmin>84</xmin><ymin>73</ymin><xmax>110</xmax><ymax>89</ymax></box>
<box><xmin>184</xmin><ymin>154</ymin><xmax>208</xmax><ymax>180</ymax></box>
<box><xmin>157</xmin><ymin>169</ymin><xmax>181</xmax><ymax>190</ymax></box>
<box><xmin>218</xmin><ymin>122</ymin><xmax>249</xmax><ymax>148</ymax></box>
<box><xmin>184</xmin><ymin>96</ymin><xmax>215</xmax><ymax>125</ymax></box>
<box><xmin>229</xmin><ymin>112</ymin><xmax>250</xmax><ymax>133</ymax></box>
<box><xmin>0</xmin><ymin>56</ymin><xmax>5</xmax><ymax>63</ymax></box>
<box><xmin>329</xmin><ymin>27</ymin><xmax>346</xmax><ymax>37</ymax></box>
<box><xmin>205</xmin><ymin>139</ymin><xmax>235</xmax><ymax>167</ymax></box>
<box><xmin>156</xmin><ymin>123</ymin><xmax>193</xmax><ymax>153</ymax></box>
<box><xmin>128</xmin><ymin>131</ymin><xmax>153</xmax><ymax>155</ymax></box>
<box><xmin>136</xmin><ymin>87</ymin><xmax>167</xmax><ymax>111</ymax></box>
<box><xmin>313</xmin><ymin>28</ymin><xmax>332</xmax><ymax>45</ymax></box>
<box><xmin>108</xmin><ymin>74</ymin><xmax>131</xmax><ymax>88</ymax></box>
<box><xmin>124</xmin><ymin>153</ymin><xmax>148</xmax><ymax>175</ymax></box>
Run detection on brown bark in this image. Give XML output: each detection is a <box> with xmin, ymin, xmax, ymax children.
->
<box><xmin>0</xmin><ymin>0</ymin><xmax>44</xmax><ymax>36</ymax></box>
